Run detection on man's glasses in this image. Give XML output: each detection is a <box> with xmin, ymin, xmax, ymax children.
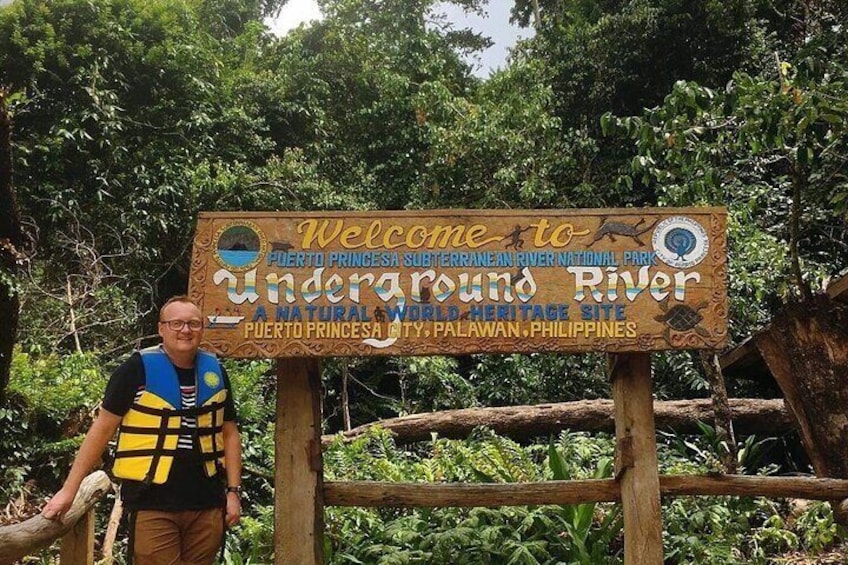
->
<box><xmin>160</xmin><ymin>319</ymin><xmax>203</xmax><ymax>332</ymax></box>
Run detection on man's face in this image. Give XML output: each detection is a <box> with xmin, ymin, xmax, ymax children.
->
<box><xmin>158</xmin><ymin>301</ymin><xmax>204</xmax><ymax>360</ymax></box>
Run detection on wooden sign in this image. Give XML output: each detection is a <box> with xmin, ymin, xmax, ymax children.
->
<box><xmin>188</xmin><ymin>208</ymin><xmax>727</xmax><ymax>358</ymax></box>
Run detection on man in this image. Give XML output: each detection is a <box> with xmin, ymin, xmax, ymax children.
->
<box><xmin>43</xmin><ymin>295</ymin><xmax>242</xmax><ymax>564</ymax></box>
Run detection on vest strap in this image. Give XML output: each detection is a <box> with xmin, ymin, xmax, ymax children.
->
<box><xmin>129</xmin><ymin>401</ymin><xmax>226</xmax><ymax>418</ymax></box>
<box><xmin>114</xmin><ymin>448</ymin><xmax>224</xmax><ymax>461</ymax></box>
<box><xmin>118</xmin><ymin>424</ymin><xmax>224</xmax><ymax>437</ymax></box>
<box><xmin>143</xmin><ymin>410</ymin><xmax>173</xmax><ymax>484</ymax></box>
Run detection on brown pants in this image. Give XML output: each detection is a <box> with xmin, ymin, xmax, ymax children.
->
<box><xmin>133</xmin><ymin>508</ymin><xmax>224</xmax><ymax>565</ymax></box>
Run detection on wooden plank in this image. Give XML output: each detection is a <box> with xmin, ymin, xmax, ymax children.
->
<box><xmin>188</xmin><ymin>208</ymin><xmax>728</xmax><ymax>358</ymax></box>
<box><xmin>660</xmin><ymin>475</ymin><xmax>848</xmax><ymax>499</ymax></box>
<box><xmin>826</xmin><ymin>273</ymin><xmax>848</xmax><ymax>302</ymax></box>
<box><xmin>322</xmin><ymin>475</ymin><xmax>848</xmax><ymax>507</ymax></box>
<box><xmin>611</xmin><ymin>353</ymin><xmax>663</xmax><ymax>565</ymax></box>
<box><xmin>59</xmin><ymin>508</ymin><xmax>94</xmax><ymax>565</ymax></box>
<box><xmin>274</xmin><ymin>358</ymin><xmax>324</xmax><ymax>565</ymax></box>
<box><xmin>325</xmin><ymin>479</ymin><xmax>621</xmax><ymax>507</ymax></box>
<box><xmin>718</xmin><ymin>335</ymin><xmax>765</xmax><ymax>378</ymax></box>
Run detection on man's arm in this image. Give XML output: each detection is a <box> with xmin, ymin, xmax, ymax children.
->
<box><xmin>42</xmin><ymin>408</ymin><xmax>122</xmax><ymax>520</ymax></box>
<box><xmin>223</xmin><ymin>420</ymin><xmax>243</xmax><ymax>527</ymax></box>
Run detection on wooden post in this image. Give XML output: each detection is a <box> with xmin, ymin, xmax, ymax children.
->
<box><xmin>275</xmin><ymin>358</ymin><xmax>324</xmax><ymax>565</ymax></box>
<box><xmin>59</xmin><ymin>508</ymin><xmax>94</xmax><ymax>565</ymax></box>
<box><xmin>101</xmin><ymin>491</ymin><xmax>123</xmax><ymax>564</ymax></box>
<box><xmin>610</xmin><ymin>353</ymin><xmax>663</xmax><ymax>565</ymax></box>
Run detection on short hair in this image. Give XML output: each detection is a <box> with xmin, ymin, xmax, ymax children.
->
<box><xmin>159</xmin><ymin>295</ymin><xmax>200</xmax><ymax>320</ymax></box>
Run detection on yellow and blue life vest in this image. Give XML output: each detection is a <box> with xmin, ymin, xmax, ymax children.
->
<box><xmin>111</xmin><ymin>347</ymin><xmax>228</xmax><ymax>485</ymax></box>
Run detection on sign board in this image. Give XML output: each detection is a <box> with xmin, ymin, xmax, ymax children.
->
<box><xmin>188</xmin><ymin>208</ymin><xmax>727</xmax><ymax>358</ymax></box>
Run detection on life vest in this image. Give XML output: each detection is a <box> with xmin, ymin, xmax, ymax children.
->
<box><xmin>111</xmin><ymin>347</ymin><xmax>228</xmax><ymax>484</ymax></box>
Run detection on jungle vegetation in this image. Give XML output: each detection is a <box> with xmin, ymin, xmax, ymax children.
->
<box><xmin>0</xmin><ymin>0</ymin><xmax>847</xmax><ymax>563</ymax></box>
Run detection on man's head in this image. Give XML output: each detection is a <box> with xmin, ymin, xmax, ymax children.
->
<box><xmin>158</xmin><ymin>295</ymin><xmax>204</xmax><ymax>367</ymax></box>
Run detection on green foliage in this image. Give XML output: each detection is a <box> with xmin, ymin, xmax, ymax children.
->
<box><xmin>523</xmin><ymin>0</ymin><xmax>760</xmax><ymax>128</ymax></box>
<box><xmin>8</xmin><ymin>347</ymin><xmax>106</xmax><ymax>417</ymax></box>
<box><xmin>224</xmin><ymin>504</ymin><xmax>275</xmax><ymax>564</ymax></box>
<box><xmin>0</xmin><ymin>0</ymin><xmax>300</xmax><ymax>336</ymax></box>
<box><xmin>660</xmin><ymin>422</ymin><xmax>776</xmax><ymax>476</ymax></box>
<box><xmin>469</xmin><ymin>353</ymin><xmax>609</xmax><ymax>406</ymax></box>
<box><xmin>2</xmin><ymin>0</ymin><xmax>848</xmax><ymax>562</ymax></box>
<box><xmin>413</xmin><ymin>58</ymin><xmax>604</xmax><ymax>209</ymax></box>
<box><xmin>0</xmin><ymin>396</ymin><xmax>37</xmax><ymax>499</ymax></box>
<box><xmin>319</xmin><ymin>428</ymin><xmax>625</xmax><ymax>564</ymax></box>
<box><xmin>603</xmin><ymin>55</ymin><xmax>848</xmax><ymax>330</ymax></box>
<box><xmin>548</xmin><ymin>438</ymin><xmax>622</xmax><ymax>564</ymax></box>
<box><xmin>794</xmin><ymin>502</ymin><xmax>841</xmax><ymax>553</ymax></box>
<box><xmin>394</xmin><ymin>356</ymin><xmax>477</xmax><ymax>413</ymax></box>
<box><xmin>0</xmin><ymin>348</ymin><xmax>105</xmax><ymax>501</ymax></box>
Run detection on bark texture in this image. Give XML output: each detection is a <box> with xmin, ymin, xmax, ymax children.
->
<box><xmin>700</xmin><ymin>351</ymin><xmax>738</xmax><ymax>472</ymax></box>
<box><xmin>322</xmin><ymin>398</ymin><xmax>791</xmax><ymax>446</ymax></box>
<box><xmin>755</xmin><ymin>296</ymin><xmax>848</xmax><ymax>522</ymax></box>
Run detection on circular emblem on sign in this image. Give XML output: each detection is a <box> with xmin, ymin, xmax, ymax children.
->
<box><xmin>652</xmin><ymin>216</ymin><xmax>709</xmax><ymax>268</ymax></box>
<box><xmin>203</xmin><ymin>371</ymin><xmax>221</xmax><ymax>388</ymax></box>
<box><xmin>213</xmin><ymin>221</ymin><xmax>267</xmax><ymax>272</ymax></box>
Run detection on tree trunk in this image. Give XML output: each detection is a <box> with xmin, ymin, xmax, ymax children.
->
<box><xmin>341</xmin><ymin>361</ymin><xmax>351</xmax><ymax>432</ymax></box>
<box><xmin>0</xmin><ymin>90</ymin><xmax>23</xmax><ymax>405</ymax></box>
<box><xmin>699</xmin><ymin>351</ymin><xmax>737</xmax><ymax>472</ymax></box>
<box><xmin>789</xmin><ymin>160</ymin><xmax>813</xmax><ymax>301</ymax></box>
<box><xmin>0</xmin><ymin>471</ymin><xmax>112</xmax><ymax>564</ymax></box>
<box><xmin>755</xmin><ymin>295</ymin><xmax>848</xmax><ymax>523</ymax></box>
<box><xmin>322</xmin><ymin>398</ymin><xmax>791</xmax><ymax>446</ymax></box>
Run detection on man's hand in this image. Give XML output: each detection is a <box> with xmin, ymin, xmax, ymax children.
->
<box><xmin>42</xmin><ymin>487</ymin><xmax>76</xmax><ymax>521</ymax></box>
<box><xmin>225</xmin><ymin>491</ymin><xmax>241</xmax><ymax>527</ymax></box>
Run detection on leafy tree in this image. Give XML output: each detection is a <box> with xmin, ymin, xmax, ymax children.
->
<box><xmin>603</xmin><ymin>57</ymin><xmax>848</xmax><ymax>324</ymax></box>
<box><xmin>414</xmin><ymin>58</ymin><xmax>616</xmax><ymax>209</ymax></box>
<box><xmin>257</xmin><ymin>0</ymin><xmax>488</xmax><ymax>209</ymax></box>
<box><xmin>516</xmin><ymin>0</ymin><xmax>761</xmax><ymax>130</ymax></box>
<box><xmin>0</xmin><ymin>0</ymin><xmax>300</xmax><ymax>352</ymax></box>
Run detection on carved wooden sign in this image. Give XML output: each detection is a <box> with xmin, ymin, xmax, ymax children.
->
<box><xmin>188</xmin><ymin>208</ymin><xmax>727</xmax><ymax>358</ymax></box>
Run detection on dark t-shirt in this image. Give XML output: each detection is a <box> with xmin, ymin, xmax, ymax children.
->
<box><xmin>103</xmin><ymin>351</ymin><xmax>237</xmax><ymax>511</ymax></box>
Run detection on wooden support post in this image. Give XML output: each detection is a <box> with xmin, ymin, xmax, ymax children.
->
<box><xmin>59</xmin><ymin>508</ymin><xmax>94</xmax><ymax>565</ymax></box>
<box><xmin>610</xmin><ymin>353</ymin><xmax>663</xmax><ymax>565</ymax></box>
<box><xmin>275</xmin><ymin>358</ymin><xmax>324</xmax><ymax>565</ymax></box>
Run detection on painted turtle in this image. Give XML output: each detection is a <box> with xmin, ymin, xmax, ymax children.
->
<box><xmin>655</xmin><ymin>300</ymin><xmax>710</xmax><ymax>343</ymax></box>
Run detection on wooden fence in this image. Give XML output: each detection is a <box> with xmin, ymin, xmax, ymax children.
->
<box><xmin>274</xmin><ymin>355</ymin><xmax>848</xmax><ymax>565</ymax></box>
<box><xmin>0</xmin><ymin>471</ymin><xmax>111</xmax><ymax>565</ymax></box>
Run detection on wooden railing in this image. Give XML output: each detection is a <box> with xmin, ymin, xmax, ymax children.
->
<box><xmin>3</xmin><ymin>466</ymin><xmax>847</xmax><ymax>563</ymax></box>
<box><xmin>0</xmin><ymin>471</ymin><xmax>111</xmax><ymax>565</ymax></box>
<box><xmin>324</xmin><ymin>475</ymin><xmax>848</xmax><ymax>507</ymax></box>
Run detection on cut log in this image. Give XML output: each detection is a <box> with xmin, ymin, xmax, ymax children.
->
<box><xmin>323</xmin><ymin>398</ymin><xmax>791</xmax><ymax>446</ymax></box>
<box><xmin>0</xmin><ymin>471</ymin><xmax>112</xmax><ymax>565</ymax></box>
